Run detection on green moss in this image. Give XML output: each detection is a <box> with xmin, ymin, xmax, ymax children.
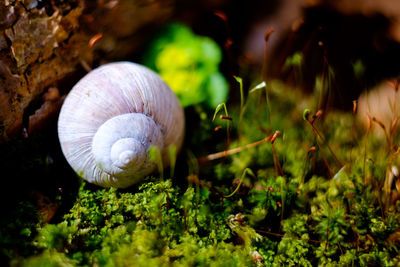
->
<box><xmin>2</xmin><ymin>64</ymin><xmax>400</xmax><ymax>266</ymax></box>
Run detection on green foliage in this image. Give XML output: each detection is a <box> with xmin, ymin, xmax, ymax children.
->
<box><xmin>19</xmin><ymin>251</ymin><xmax>77</xmax><ymax>267</ymax></box>
<box><xmin>274</xmin><ymin>237</ymin><xmax>312</xmax><ymax>266</ymax></box>
<box><xmin>142</xmin><ymin>23</ymin><xmax>228</xmax><ymax>108</ymax></box>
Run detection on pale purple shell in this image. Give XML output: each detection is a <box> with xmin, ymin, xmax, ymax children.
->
<box><xmin>58</xmin><ymin>62</ymin><xmax>185</xmax><ymax>188</ymax></box>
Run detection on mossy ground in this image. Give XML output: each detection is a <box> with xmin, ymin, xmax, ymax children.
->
<box><xmin>1</xmin><ymin>80</ymin><xmax>400</xmax><ymax>266</ymax></box>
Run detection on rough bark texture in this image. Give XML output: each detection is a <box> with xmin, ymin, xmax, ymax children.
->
<box><xmin>0</xmin><ymin>0</ymin><xmax>174</xmax><ymax>143</ymax></box>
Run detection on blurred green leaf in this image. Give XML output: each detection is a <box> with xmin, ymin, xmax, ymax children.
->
<box><xmin>142</xmin><ymin>23</ymin><xmax>228</xmax><ymax>107</ymax></box>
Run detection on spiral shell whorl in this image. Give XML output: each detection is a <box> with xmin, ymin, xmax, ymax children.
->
<box><xmin>58</xmin><ymin>62</ymin><xmax>184</xmax><ymax>188</ymax></box>
<box><xmin>92</xmin><ymin>113</ymin><xmax>163</xmax><ymax>181</ymax></box>
<box><xmin>110</xmin><ymin>138</ymin><xmax>142</xmax><ymax>169</ymax></box>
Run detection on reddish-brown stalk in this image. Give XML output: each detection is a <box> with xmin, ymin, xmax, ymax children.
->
<box><xmin>198</xmin><ymin>135</ymin><xmax>272</xmax><ymax>163</ymax></box>
<box><xmin>88</xmin><ymin>33</ymin><xmax>103</xmax><ymax>48</ymax></box>
<box><xmin>316</xmin><ymin>137</ymin><xmax>333</xmax><ymax>178</ymax></box>
<box><xmin>213</xmin><ymin>10</ymin><xmax>233</xmax><ymax>50</ymax></box>
<box><xmin>261</xmin><ymin>28</ymin><xmax>275</xmax><ymax>79</ymax></box>
<box><xmin>255</xmin><ymin>229</ymin><xmax>327</xmax><ymax>244</ymax></box>
<box><xmin>349</xmin><ymin>100</ymin><xmax>357</xmax><ymax>167</ymax></box>
<box><xmin>307</xmin><ymin>110</ymin><xmax>343</xmax><ymax>169</ymax></box>
<box><xmin>218</xmin><ymin>115</ymin><xmax>233</xmax><ymax>159</ymax></box>
<box><xmin>301</xmin><ymin>146</ymin><xmax>316</xmax><ymax>185</ymax></box>
<box><xmin>371</xmin><ymin>117</ymin><xmax>390</xmax><ymax>147</ymax></box>
<box><xmin>270</xmin><ymin>131</ymin><xmax>284</xmax><ymax>177</ymax></box>
<box><xmin>363</xmin><ymin>115</ymin><xmax>372</xmax><ymax>193</ymax></box>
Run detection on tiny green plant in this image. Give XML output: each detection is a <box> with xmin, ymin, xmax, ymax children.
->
<box><xmin>303</xmin><ymin>108</ymin><xmax>343</xmax><ymax>176</ymax></box>
<box><xmin>168</xmin><ymin>145</ymin><xmax>177</xmax><ymax>178</ymax></box>
<box><xmin>224</xmin><ymin>168</ymin><xmax>255</xmax><ymax>198</ymax></box>
<box><xmin>149</xmin><ymin>145</ymin><xmax>163</xmax><ymax>181</ymax></box>
<box><xmin>213</xmin><ymin>102</ymin><xmax>232</xmax><ymax>150</ymax></box>
<box><xmin>234</xmin><ymin>76</ymin><xmax>245</xmax><ymax>130</ymax></box>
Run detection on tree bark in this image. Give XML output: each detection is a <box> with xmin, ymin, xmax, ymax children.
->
<box><xmin>0</xmin><ymin>0</ymin><xmax>174</xmax><ymax>143</ymax></box>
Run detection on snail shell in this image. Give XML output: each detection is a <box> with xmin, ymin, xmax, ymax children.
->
<box><xmin>58</xmin><ymin>62</ymin><xmax>185</xmax><ymax>188</ymax></box>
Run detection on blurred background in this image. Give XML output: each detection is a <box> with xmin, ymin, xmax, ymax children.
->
<box><xmin>173</xmin><ymin>0</ymin><xmax>400</xmax><ymax>109</ymax></box>
<box><xmin>2</xmin><ymin>0</ymin><xmax>400</xmax><ymax>143</ymax></box>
